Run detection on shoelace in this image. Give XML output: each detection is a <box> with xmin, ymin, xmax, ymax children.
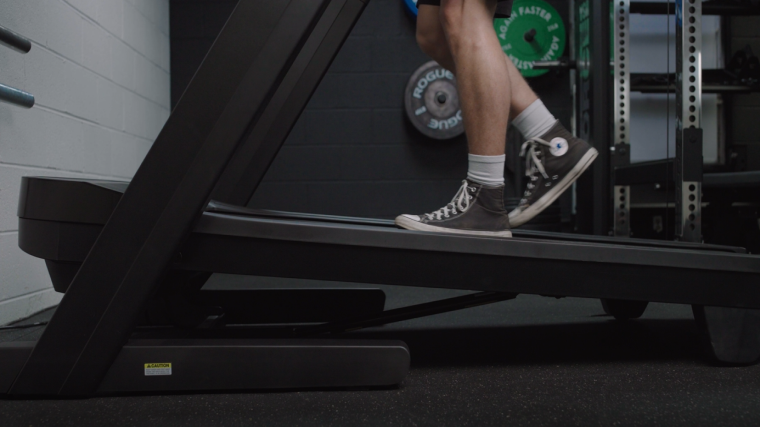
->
<box><xmin>424</xmin><ymin>180</ymin><xmax>475</xmax><ymax>220</ymax></box>
<box><xmin>519</xmin><ymin>137</ymin><xmax>553</xmax><ymax>204</ymax></box>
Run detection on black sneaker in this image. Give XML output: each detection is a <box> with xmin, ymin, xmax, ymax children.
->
<box><xmin>509</xmin><ymin>121</ymin><xmax>598</xmax><ymax>227</ymax></box>
<box><xmin>395</xmin><ymin>180</ymin><xmax>512</xmax><ymax>237</ymax></box>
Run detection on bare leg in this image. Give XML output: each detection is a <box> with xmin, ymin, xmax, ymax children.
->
<box><xmin>504</xmin><ymin>54</ymin><xmax>538</xmax><ymax>119</ymax></box>
<box><xmin>416</xmin><ymin>5</ymin><xmax>456</xmax><ymax>72</ymax></box>
<box><xmin>438</xmin><ymin>0</ymin><xmax>508</xmax><ymax>155</ymax></box>
<box><xmin>412</xmin><ymin>3</ymin><xmax>596</xmax><ymax>233</ymax></box>
<box><xmin>396</xmin><ymin>2</ymin><xmax>521</xmax><ymax>236</ymax></box>
<box><xmin>416</xmin><ymin>5</ymin><xmax>538</xmax><ymax>122</ymax></box>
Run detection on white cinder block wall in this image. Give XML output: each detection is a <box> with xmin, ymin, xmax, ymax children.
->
<box><xmin>0</xmin><ymin>0</ymin><xmax>171</xmax><ymax>325</ymax></box>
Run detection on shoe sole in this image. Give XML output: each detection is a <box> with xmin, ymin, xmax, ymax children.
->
<box><xmin>395</xmin><ymin>216</ymin><xmax>513</xmax><ymax>238</ymax></box>
<box><xmin>509</xmin><ymin>148</ymin><xmax>599</xmax><ymax>227</ymax></box>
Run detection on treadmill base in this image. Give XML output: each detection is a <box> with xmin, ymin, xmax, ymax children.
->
<box><xmin>1</xmin><ymin>339</ymin><xmax>410</xmax><ymax>396</ymax></box>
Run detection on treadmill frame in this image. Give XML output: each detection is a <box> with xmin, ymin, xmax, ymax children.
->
<box><xmin>4</xmin><ymin>0</ymin><xmax>760</xmax><ymax>397</ymax></box>
<box><xmin>8</xmin><ymin>0</ymin><xmax>379</xmax><ymax>397</ymax></box>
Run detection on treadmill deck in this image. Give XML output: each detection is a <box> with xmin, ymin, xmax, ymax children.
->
<box><xmin>17</xmin><ymin>176</ymin><xmax>760</xmax><ymax>309</ymax></box>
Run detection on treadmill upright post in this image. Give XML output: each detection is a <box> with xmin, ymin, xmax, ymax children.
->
<box><xmin>9</xmin><ymin>0</ymin><xmax>335</xmax><ymax>396</ymax></box>
<box><xmin>213</xmin><ymin>0</ymin><xmax>367</xmax><ymax>205</ymax></box>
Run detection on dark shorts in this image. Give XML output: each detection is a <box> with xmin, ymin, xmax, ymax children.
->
<box><xmin>417</xmin><ymin>0</ymin><xmax>513</xmax><ymax>18</ymax></box>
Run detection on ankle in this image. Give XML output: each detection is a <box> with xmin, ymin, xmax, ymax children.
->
<box><xmin>512</xmin><ymin>99</ymin><xmax>556</xmax><ymax>140</ymax></box>
<box><xmin>467</xmin><ymin>154</ymin><xmax>505</xmax><ymax>186</ymax></box>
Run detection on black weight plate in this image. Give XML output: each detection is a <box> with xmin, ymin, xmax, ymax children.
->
<box><xmin>404</xmin><ymin>61</ymin><xmax>464</xmax><ymax>140</ymax></box>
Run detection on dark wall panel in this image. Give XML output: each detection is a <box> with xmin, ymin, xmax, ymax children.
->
<box><xmin>729</xmin><ymin>16</ymin><xmax>760</xmax><ymax>171</ymax></box>
<box><xmin>170</xmin><ymin>0</ymin><xmax>573</xmax><ymax>219</ymax></box>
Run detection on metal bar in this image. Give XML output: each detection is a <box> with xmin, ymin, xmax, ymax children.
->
<box><xmin>0</xmin><ymin>25</ymin><xmax>31</xmax><ymax>53</ymax></box>
<box><xmin>675</xmin><ymin>0</ymin><xmax>703</xmax><ymax>242</ymax></box>
<box><xmin>0</xmin><ymin>83</ymin><xmax>34</xmax><ymax>109</ymax></box>
<box><xmin>532</xmin><ymin>59</ymin><xmax>576</xmax><ymax>70</ymax></box>
<box><xmin>613</xmin><ymin>0</ymin><xmax>631</xmax><ymax>237</ymax></box>
<box><xmin>294</xmin><ymin>292</ymin><xmax>517</xmax><ymax>336</ymax></box>
<box><xmin>573</xmin><ymin>0</ymin><xmax>611</xmax><ymax>235</ymax></box>
<box><xmin>615</xmin><ymin>158</ymin><xmax>674</xmax><ymax>185</ymax></box>
<box><xmin>632</xmin><ymin>84</ymin><xmax>757</xmax><ymax>93</ymax></box>
<box><xmin>592</xmin><ymin>0</ymin><xmax>612</xmax><ymax>235</ymax></box>
<box><xmin>630</xmin><ymin>71</ymin><xmax>759</xmax><ymax>93</ymax></box>
<box><xmin>631</xmin><ymin>1</ymin><xmax>760</xmax><ymax>15</ymax></box>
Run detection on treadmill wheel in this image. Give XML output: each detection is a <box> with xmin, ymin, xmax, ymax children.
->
<box><xmin>693</xmin><ymin>305</ymin><xmax>760</xmax><ymax>365</ymax></box>
<box><xmin>600</xmin><ymin>299</ymin><xmax>649</xmax><ymax>321</ymax></box>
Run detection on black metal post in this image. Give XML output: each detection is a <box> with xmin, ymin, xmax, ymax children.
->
<box><xmin>574</xmin><ymin>0</ymin><xmax>611</xmax><ymax>235</ymax></box>
<box><xmin>0</xmin><ymin>25</ymin><xmax>31</xmax><ymax>53</ymax></box>
<box><xmin>0</xmin><ymin>83</ymin><xmax>34</xmax><ymax>109</ymax></box>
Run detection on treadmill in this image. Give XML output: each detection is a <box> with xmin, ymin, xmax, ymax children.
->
<box><xmin>2</xmin><ymin>0</ymin><xmax>760</xmax><ymax>397</ymax></box>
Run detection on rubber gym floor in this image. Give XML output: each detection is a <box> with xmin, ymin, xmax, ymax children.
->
<box><xmin>1</xmin><ymin>275</ymin><xmax>759</xmax><ymax>427</ymax></box>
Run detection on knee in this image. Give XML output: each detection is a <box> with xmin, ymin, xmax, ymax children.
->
<box><xmin>439</xmin><ymin>1</ymin><xmax>489</xmax><ymax>53</ymax></box>
<box><xmin>416</xmin><ymin>27</ymin><xmax>447</xmax><ymax>60</ymax></box>
<box><xmin>439</xmin><ymin>0</ymin><xmax>464</xmax><ymax>39</ymax></box>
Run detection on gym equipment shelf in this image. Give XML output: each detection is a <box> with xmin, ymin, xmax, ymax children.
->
<box><xmin>2</xmin><ymin>0</ymin><xmax>759</xmax><ymax>397</ymax></box>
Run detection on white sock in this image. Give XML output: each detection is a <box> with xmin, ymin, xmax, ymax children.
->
<box><xmin>467</xmin><ymin>154</ymin><xmax>505</xmax><ymax>186</ymax></box>
<box><xmin>512</xmin><ymin>99</ymin><xmax>556</xmax><ymax>140</ymax></box>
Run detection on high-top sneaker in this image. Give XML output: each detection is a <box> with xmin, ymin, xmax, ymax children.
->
<box><xmin>509</xmin><ymin>121</ymin><xmax>598</xmax><ymax>227</ymax></box>
<box><xmin>395</xmin><ymin>180</ymin><xmax>512</xmax><ymax>237</ymax></box>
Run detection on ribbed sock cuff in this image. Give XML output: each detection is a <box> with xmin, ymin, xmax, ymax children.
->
<box><xmin>467</xmin><ymin>154</ymin><xmax>505</xmax><ymax>186</ymax></box>
<box><xmin>512</xmin><ymin>99</ymin><xmax>556</xmax><ymax>140</ymax></box>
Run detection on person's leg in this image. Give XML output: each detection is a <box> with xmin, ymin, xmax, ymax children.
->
<box><xmin>411</xmin><ymin>1</ymin><xmax>598</xmax><ymax>231</ymax></box>
<box><xmin>417</xmin><ymin>4</ymin><xmax>541</xmax><ymax>129</ymax></box>
<box><xmin>440</xmin><ymin>0</ymin><xmax>509</xmax><ymax>157</ymax></box>
<box><xmin>396</xmin><ymin>0</ymin><xmax>512</xmax><ymax>237</ymax></box>
<box><xmin>507</xmin><ymin>56</ymin><xmax>556</xmax><ymax>139</ymax></box>
<box><xmin>504</xmin><ymin>55</ymin><xmax>538</xmax><ymax>119</ymax></box>
<box><xmin>418</xmin><ymin>1</ymin><xmax>510</xmax><ymax>187</ymax></box>
<box><xmin>507</xmin><ymin>63</ymin><xmax>598</xmax><ymax>227</ymax></box>
<box><xmin>416</xmin><ymin>5</ymin><xmax>456</xmax><ymax>72</ymax></box>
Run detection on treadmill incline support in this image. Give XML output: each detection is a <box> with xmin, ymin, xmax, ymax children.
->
<box><xmin>295</xmin><ymin>291</ymin><xmax>517</xmax><ymax>336</ymax></box>
<box><xmin>8</xmin><ymin>0</ymin><xmax>372</xmax><ymax>397</ymax></box>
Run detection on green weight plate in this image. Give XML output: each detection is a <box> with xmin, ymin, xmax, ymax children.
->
<box><xmin>404</xmin><ymin>61</ymin><xmax>464</xmax><ymax>140</ymax></box>
<box><xmin>494</xmin><ymin>0</ymin><xmax>566</xmax><ymax>77</ymax></box>
<box><xmin>577</xmin><ymin>0</ymin><xmax>590</xmax><ymax>80</ymax></box>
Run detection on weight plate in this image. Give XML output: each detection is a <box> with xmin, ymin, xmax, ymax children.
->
<box><xmin>494</xmin><ymin>0</ymin><xmax>566</xmax><ymax>77</ymax></box>
<box><xmin>404</xmin><ymin>61</ymin><xmax>464</xmax><ymax>140</ymax></box>
<box><xmin>403</xmin><ymin>0</ymin><xmax>418</xmax><ymax>17</ymax></box>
